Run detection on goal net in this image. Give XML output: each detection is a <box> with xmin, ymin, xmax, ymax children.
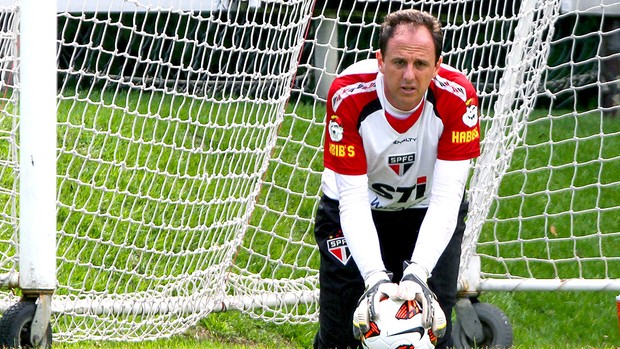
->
<box><xmin>0</xmin><ymin>0</ymin><xmax>617</xmax><ymax>342</ymax></box>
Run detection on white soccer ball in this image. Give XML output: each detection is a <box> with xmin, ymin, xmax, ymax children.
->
<box><xmin>361</xmin><ymin>297</ymin><xmax>436</xmax><ymax>349</ymax></box>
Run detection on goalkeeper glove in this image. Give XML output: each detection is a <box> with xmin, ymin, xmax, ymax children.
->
<box><xmin>396</xmin><ymin>261</ymin><xmax>447</xmax><ymax>338</ymax></box>
<box><xmin>352</xmin><ymin>271</ymin><xmax>397</xmax><ymax>340</ymax></box>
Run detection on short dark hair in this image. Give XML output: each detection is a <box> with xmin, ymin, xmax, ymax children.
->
<box><xmin>378</xmin><ymin>9</ymin><xmax>443</xmax><ymax>63</ymax></box>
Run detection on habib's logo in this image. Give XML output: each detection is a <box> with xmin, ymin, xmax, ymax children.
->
<box><xmin>388</xmin><ymin>153</ymin><xmax>415</xmax><ymax>176</ymax></box>
<box><xmin>328</xmin><ymin>115</ymin><xmax>344</xmax><ymax>142</ymax></box>
<box><xmin>451</xmin><ymin>128</ymin><xmax>479</xmax><ymax>144</ymax></box>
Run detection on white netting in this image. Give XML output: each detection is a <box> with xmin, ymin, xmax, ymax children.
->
<box><xmin>472</xmin><ymin>0</ymin><xmax>620</xmax><ymax>289</ymax></box>
<box><xmin>0</xmin><ymin>4</ymin><xmax>18</xmax><ymax>289</ymax></box>
<box><xmin>0</xmin><ymin>0</ymin><xmax>617</xmax><ymax>343</ymax></box>
<box><xmin>2</xmin><ymin>0</ymin><xmax>318</xmax><ymax>341</ymax></box>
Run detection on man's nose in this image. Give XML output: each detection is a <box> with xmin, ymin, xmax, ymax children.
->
<box><xmin>403</xmin><ymin>64</ymin><xmax>415</xmax><ymax>81</ymax></box>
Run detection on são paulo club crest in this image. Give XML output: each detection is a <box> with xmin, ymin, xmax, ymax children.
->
<box><xmin>327</xmin><ymin>235</ymin><xmax>351</xmax><ymax>265</ymax></box>
<box><xmin>388</xmin><ymin>152</ymin><xmax>415</xmax><ymax>176</ymax></box>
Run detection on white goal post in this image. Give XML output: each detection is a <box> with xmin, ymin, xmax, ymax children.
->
<box><xmin>0</xmin><ymin>0</ymin><xmax>618</xmax><ymax>343</ymax></box>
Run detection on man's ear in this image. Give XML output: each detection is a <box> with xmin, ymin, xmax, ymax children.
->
<box><xmin>433</xmin><ymin>56</ymin><xmax>443</xmax><ymax>77</ymax></box>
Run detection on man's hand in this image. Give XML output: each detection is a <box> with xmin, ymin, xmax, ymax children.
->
<box><xmin>396</xmin><ymin>262</ymin><xmax>447</xmax><ymax>338</ymax></box>
<box><xmin>352</xmin><ymin>271</ymin><xmax>396</xmax><ymax>340</ymax></box>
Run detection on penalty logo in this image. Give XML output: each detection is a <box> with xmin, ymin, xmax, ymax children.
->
<box><xmin>327</xmin><ymin>236</ymin><xmax>351</xmax><ymax>265</ymax></box>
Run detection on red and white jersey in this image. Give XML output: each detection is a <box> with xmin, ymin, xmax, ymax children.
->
<box><xmin>322</xmin><ymin>59</ymin><xmax>480</xmax><ymax>210</ymax></box>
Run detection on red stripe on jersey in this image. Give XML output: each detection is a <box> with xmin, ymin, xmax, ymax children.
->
<box><xmin>324</xmin><ymin>72</ymin><xmax>377</xmax><ymax>176</ymax></box>
<box><xmin>433</xmin><ymin>66</ymin><xmax>481</xmax><ymax>160</ymax></box>
<box><xmin>385</xmin><ymin>100</ymin><xmax>424</xmax><ymax>134</ymax></box>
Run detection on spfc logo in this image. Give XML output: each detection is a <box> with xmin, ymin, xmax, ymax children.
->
<box><xmin>388</xmin><ymin>153</ymin><xmax>415</xmax><ymax>176</ymax></box>
<box><xmin>327</xmin><ymin>236</ymin><xmax>351</xmax><ymax>265</ymax></box>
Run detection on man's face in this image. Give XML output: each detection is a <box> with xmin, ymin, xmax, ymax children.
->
<box><xmin>377</xmin><ymin>24</ymin><xmax>442</xmax><ymax>111</ymax></box>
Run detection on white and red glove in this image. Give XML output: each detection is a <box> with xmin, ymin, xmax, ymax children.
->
<box><xmin>352</xmin><ymin>271</ymin><xmax>397</xmax><ymax>340</ymax></box>
<box><xmin>396</xmin><ymin>262</ymin><xmax>447</xmax><ymax>338</ymax></box>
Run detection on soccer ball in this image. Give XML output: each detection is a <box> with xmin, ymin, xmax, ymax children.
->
<box><xmin>361</xmin><ymin>297</ymin><xmax>437</xmax><ymax>349</ymax></box>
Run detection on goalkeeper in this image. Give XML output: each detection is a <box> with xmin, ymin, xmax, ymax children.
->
<box><xmin>313</xmin><ymin>8</ymin><xmax>480</xmax><ymax>349</ymax></box>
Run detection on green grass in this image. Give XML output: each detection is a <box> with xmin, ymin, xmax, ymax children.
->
<box><xmin>1</xmin><ymin>90</ymin><xmax>618</xmax><ymax>348</ymax></box>
<box><xmin>476</xmin><ymin>109</ymin><xmax>620</xmax><ymax>282</ymax></box>
<box><xmin>54</xmin><ymin>291</ymin><xmax>620</xmax><ymax>349</ymax></box>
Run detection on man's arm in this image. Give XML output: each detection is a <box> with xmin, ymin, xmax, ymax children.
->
<box><xmin>335</xmin><ymin>172</ymin><xmax>386</xmax><ymax>281</ymax></box>
<box><xmin>336</xmin><ymin>173</ymin><xmax>398</xmax><ymax>340</ymax></box>
<box><xmin>410</xmin><ymin>158</ymin><xmax>471</xmax><ymax>274</ymax></box>
<box><xmin>395</xmin><ymin>158</ymin><xmax>471</xmax><ymax>336</ymax></box>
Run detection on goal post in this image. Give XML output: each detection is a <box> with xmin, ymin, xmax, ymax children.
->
<box><xmin>0</xmin><ymin>0</ymin><xmax>618</xmax><ymax>344</ymax></box>
<box><xmin>458</xmin><ymin>0</ymin><xmax>563</xmax><ymax>293</ymax></box>
<box><xmin>18</xmin><ymin>0</ymin><xmax>57</xmax><ymax>295</ymax></box>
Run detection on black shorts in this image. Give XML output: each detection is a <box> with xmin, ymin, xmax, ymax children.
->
<box><xmin>313</xmin><ymin>195</ymin><xmax>467</xmax><ymax>349</ymax></box>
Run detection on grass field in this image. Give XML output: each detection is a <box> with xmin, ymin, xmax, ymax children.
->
<box><xmin>1</xmin><ymin>91</ymin><xmax>618</xmax><ymax>348</ymax></box>
<box><xmin>52</xmin><ymin>97</ymin><xmax>619</xmax><ymax>349</ymax></box>
<box><xmin>475</xmin><ymin>109</ymin><xmax>620</xmax><ymax>283</ymax></box>
<box><xmin>55</xmin><ymin>290</ymin><xmax>620</xmax><ymax>348</ymax></box>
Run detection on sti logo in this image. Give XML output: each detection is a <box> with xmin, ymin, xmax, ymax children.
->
<box><xmin>388</xmin><ymin>153</ymin><xmax>415</xmax><ymax>176</ymax></box>
<box><xmin>327</xmin><ymin>236</ymin><xmax>351</xmax><ymax>265</ymax></box>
